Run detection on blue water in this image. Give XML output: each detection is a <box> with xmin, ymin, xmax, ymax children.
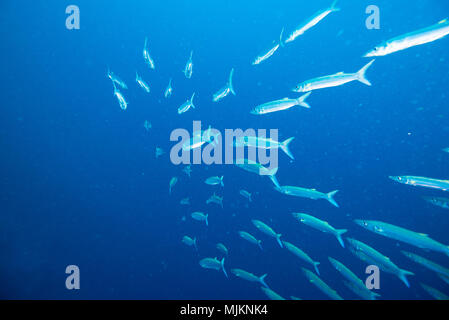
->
<box><xmin>1</xmin><ymin>0</ymin><xmax>449</xmax><ymax>299</ymax></box>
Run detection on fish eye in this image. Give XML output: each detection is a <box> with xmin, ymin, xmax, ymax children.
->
<box><xmin>363</xmin><ymin>221</ymin><xmax>368</xmax><ymax>226</ymax></box>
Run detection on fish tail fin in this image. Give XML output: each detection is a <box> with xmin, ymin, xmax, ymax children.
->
<box><xmin>276</xmin><ymin>234</ymin><xmax>283</xmax><ymax>248</ymax></box>
<box><xmin>228</xmin><ymin>68</ymin><xmax>236</xmax><ymax>95</ymax></box>
<box><xmin>313</xmin><ymin>262</ymin><xmax>321</xmax><ymax>276</ymax></box>
<box><xmin>269</xmin><ymin>174</ymin><xmax>281</xmax><ymax>189</ymax></box>
<box><xmin>330</xmin><ymin>0</ymin><xmax>341</xmax><ymax>12</ymax></box>
<box><xmin>279</xmin><ymin>27</ymin><xmax>285</xmax><ymax>47</ymax></box>
<box><xmin>357</xmin><ymin>59</ymin><xmax>375</xmax><ymax>86</ymax></box>
<box><xmin>398</xmin><ymin>269</ymin><xmax>414</xmax><ymax>288</ymax></box>
<box><xmin>190</xmin><ymin>92</ymin><xmax>196</xmax><ymax>108</ymax></box>
<box><xmin>221</xmin><ymin>258</ymin><xmax>228</xmax><ymax>278</ymax></box>
<box><xmin>280</xmin><ymin>137</ymin><xmax>295</xmax><ymax>160</ymax></box>
<box><xmin>205</xmin><ymin>214</ymin><xmax>209</xmax><ymax>226</ymax></box>
<box><xmin>296</xmin><ymin>92</ymin><xmax>312</xmax><ymax>109</ymax></box>
<box><xmin>335</xmin><ymin>229</ymin><xmax>347</xmax><ymax>248</ymax></box>
<box><xmin>194</xmin><ymin>237</ymin><xmax>198</xmax><ymax>251</ymax></box>
<box><xmin>326</xmin><ymin>190</ymin><xmax>339</xmax><ymax>208</ymax></box>
<box><xmin>220</xmin><ymin>176</ymin><xmax>224</xmax><ymax>187</ymax></box>
<box><xmin>259</xmin><ymin>274</ymin><xmax>269</xmax><ymax>288</ymax></box>
<box><xmin>258</xmin><ymin>240</ymin><xmax>263</xmax><ymax>251</ymax></box>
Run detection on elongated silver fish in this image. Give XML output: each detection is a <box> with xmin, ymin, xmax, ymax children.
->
<box><xmin>212</xmin><ymin>68</ymin><xmax>236</xmax><ymax>102</ymax></box>
<box><xmin>302</xmin><ymin>268</ymin><xmax>343</xmax><ymax>300</ymax></box>
<box><xmin>283</xmin><ymin>241</ymin><xmax>320</xmax><ymax>275</ymax></box>
<box><xmin>235</xmin><ymin>136</ymin><xmax>295</xmax><ymax>160</ymax></box>
<box><xmin>423</xmin><ymin>196</ymin><xmax>449</xmax><ymax>209</ymax></box>
<box><xmin>277</xmin><ymin>185</ymin><xmax>339</xmax><ymax>207</ymax></box>
<box><xmin>355</xmin><ymin>220</ymin><xmax>449</xmax><ymax>257</ymax></box>
<box><xmin>235</xmin><ymin>158</ymin><xmax>280</xmax><ymax>188</ymax></box>
<box><xmin>199</xmin><ymin>257</ymin><xmax>228</xmax><ymax>278</ymax></box>
<box><xmin>389</xmin><ymin>175</ymin><xmax>449</xmax><ymax>192</ymax></box>
<box><xmin>292</xmin><ymin>213</ymin><xmax>346</xmax><ymax>247</ymax></box>
<box><xmin>136</xmin><ymin>72</ymin><xmax>150</xmax><ymax>93</ymax></box>
<box><xmin>205</xmin><ymin>176</ymin><xmax>224</xmax><ymax>187</ymax></box>
<box><xmin>238</xmin><ymin>231</ymin><xmax>263</xmax><ymax>250</ymax></box>
<box><xmin>112</xmin><ymin>82</ymin><xmax>128</xmax><ymax>110</ymax></box>
<box><xmin>169</xmin><ymin>177</ymin><xmax>178</xmax><ymax>195</ymax></box>
<box><xmin>164</xmin><ymin>78</ymin><xmax>173</xmax><ymax>98</ymax></box>
<box><xmin>183</xmin><ymin>50</ymin><xmax>193</xmax><ymax>79</ymax></box>
<box><xmin>260</xmin><ymin>287</ymin><xmax>285</xmax><ymax>300</ymax></box>
<box><xmin>252</xmin><ymin>219</ymin><xmax>283</xmax><ymax>248</ymax></box>
<box><xmin>178</xmin><ymin>92</ymin><xmax>196</xmax><ymax>114</ymax></box>
<box><xmin>293</xmin><ymin>60</ymin><xmax>375</xmax><ymax>92</ymax></box>
<box><xmin>252</xmin><ymin>28</ymin><xmax>284</xmax><ymax>65</ymax></box>
<box><xmin>401</xmin><ymin>250</ymin><xmax>449</xmax><ymax>278</ymax></box>
<box><xmin>231</xmin><ymin>269</ymin><xmax>269</xmax><ymax>288</ymax></box>
<box><xmin>328</xmin><ymin>257</ymin><xmax>379</xmax><ymax>300</ymax></box>
<box><xmin>364</xmin><ymin>19</ymin><xmax>449</xmax><ymax>57</ymax></box>
<box><xmin>216</xmin><ymin>243</ymin><xmax>228</xmax><ymax>256</ymax></box>
<box><xmin>182</xmin><ymin>236</ymin><xmax>197</xmax><ymax>250</ymax></box>
<box><xmin>420</xmin><ymin>283</ymin><xmax>449</xmax><ymax>300</ymax></box>
<box><xmin>107</xmin><ymin>68</ymin><xmax>128</xmax><ymax>89</ymax></box>
<box><xmin>285</xmin><ymin>0</ymin><xmax>340</xmax><ymax>44</ymax></box>
<box><xmin>206</xmin><ymin>193</ymin><xmax>223</xmax><ymax>208</ymax></box>
<box><xmin>251</xmin><ymin>92</ymin><xmax>311</xmax><ymax>115</ymax></box>
<box><xmin>239</xmin><ymin>189</ymin><xmax>252</xmax><ymax>202</ymax></box>
<box><xmin>346</xmin><ymin>238</ymin><xmax>414</xmax><ymax>288</ymax></box>
<box><xmin>143</xmin><ymin>37</ymin><xmax>155</xmax><ymax>69</ymax></box>
<box><xmin>191</xmin><ymin>211</ymin><xmax>208</xmax><ymax>226</ymax></box>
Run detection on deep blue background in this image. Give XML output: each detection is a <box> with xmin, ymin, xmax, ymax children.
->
<box><xmin>1</xmin><ymin>0</ymin><xmax>449</xmax><ymax>299</ymax></box>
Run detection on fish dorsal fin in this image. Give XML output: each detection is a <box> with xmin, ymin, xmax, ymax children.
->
<box><xmin>336</xmin><ymin>72</ymin><xmax>344</xmax><ymax>75</ymax></box>
<box><xmin>438</xmin><ymin>19</ymin><xmax>448</xmax><ymax>24</ymax></box>
<box><xmin>282</xmin><ymin>97</ymin><xmax>289</xmax><ymax>100</ymax></box>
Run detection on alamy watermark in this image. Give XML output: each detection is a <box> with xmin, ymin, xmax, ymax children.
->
<box><xmin>169</xmin><ymin>121</ymin><xmax>278</xmax><ymax>174</ymax></box>
<box><xmin>365</xmin><ymin>5</ymin><xmax>380</xmax><ymax>30</ymax></box>
<box><xmin>66</xmin><ymin>5</ymin><xmax>80</xmax><ymax>30</ymax></box>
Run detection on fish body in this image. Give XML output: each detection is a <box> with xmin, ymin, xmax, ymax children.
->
<box><xmin>420</xmin><ymin>283</ymin><xmax>449</xmax><ymax>300</ymax></box>
<box><xmin>136</xmin><ymin>72</ymin><xmax>150</xmax><ymax>93</ymax></box>
<box><xmin>178</xmin><ymin>92</ymin><xmax>196</xmax><ymax>114</ymax></box>
<box><xmin>328</xmin><ymin>257</ymin><xmax>379</xmax><ymax>300</ymax></box>
<box><xmin>169</xmin><ymin>177</ymin><xmax>178</xmax><ymax>194</ymax></box>
<box><xmin>199</xmin><ymin>257</ymin><xmax>228</xmax><ymax>278</ymax></box>
<box><xmin>302</xmin><ymin>268</ymin><xmax>343</xmax><ymax>300</ymax></box>
<box><xmin>182</xmin><ymin>236</ymin><xmax>197</xmax><ymax>250</ymax></box>
<box><xmin>205</xmin><ymin>176</ymin><xmax>224</xmax><ymax>187</ymax></box>
<box><xmin>107</xmin><ymin>69</ymin><xmax>128</xmax><ymax>89</ymax></box>
<box><xmin>285</xmin><ymin>0</ymin><xmax>340</xmax><ymax>44</ymax></box>
<box><xmin>346</xmin><ymin>238</ymin><xmax>414</xmax><ymax>288</ymax></box>
<box><xmin>206</xmin><ymin>193</ymin><xmax>223</xmax><ymax>208</ymax></box>
<box><xmin>180</xmin><ymin>197</ymin><xmax>190</xmax><ymax>205</ymax></box>
<box><xmin>183</xmin><ymin>50</ymin><xmax>193</xmax><ymax>79</ymax></box>
<box><xmin>112</xmin><ymin>83</ymin><xmax>128</xmax><ymax>110</ymax></box>
<box><xmin>216</xmin><ymin>243</ymin><xmax>228</xmax><ymax>256</ymax></box>
<box><xmin>252</xmin><ymin>219</ymin><xmax>283</xmax><ymax>248</ymax></box>
<box><xmin>277</xmin><ymin>186</ymin><xmax>339</xmax><ymax>207</ymax></box>
<box><xmin>283</xmin><ymin>241</ymin><xmax>320</xmax><ymax>275</ymax></box>
<box><xmin>155</xmin><ymin>147</ymin><xmax>165</xmax><ymax>158</ymax></box>
<box><xmin>183</xmin><ymin>165</ymin><xmax>192</xmax><ymax>177</ymax></box>
<box><xmin>364</xmin><ymin>19</ymin><xmax>449</xmax><ymax>57</ymax></box>
<box><xmin>212</xmin><ymin>68</ymin><xmax>236</xmax><ymax>102</ymax></box>
<box><xmin>143</xmin><ymin>37</ymin><xmax>155</xmax><ymax>69</ymax></box>
<box><xmin>235</xmin><ymin>136</ymin><xmax>295</xmax><ymax>160</ymax></box>
<box><xmin>238</xmin><ymin>231</ymin><xmax>263</xmax><ymax>250</ymax></box>
<box><xmin>235</xmin><ymin>158</ymin><xmax>279</xmax><ymax>188</ymax></box>
<box><xmin>293</xmin><ymin>60</ymin><xmax>375</xmax><ymax>92</ymax></box>
<box><xmin>292</xmin><ymin>213</ymin><xmax>346</xmax><ymax>247</ymax></box>
<box><xmin>354</xmin><ymin>219</ymin><xmax>449</xmax><ymax>257</ymax></box>
<box><xmin>423</xmin><ymin>196</ymin><xmax>449</xmax><ymax>209</ymax></box>
<box><xmin>191</xmin><ymin>212</ymin><xmax>208</xmax><ymax>226</ymax></box>
<box><xmin>260</xmin><ymin>287</ymin><xmax>285</xmax><ymax>300</ymax></box>
<box><xmin>231</xmin><ymin>269</ymin><xmax>269</xmax><ymax>288</ymax></box>
<box><xmin>164</xmin><ymin>78</ymin><xmax>173</xmax><ymax>98</ymax></box>
<box><xmin>389</xmin><ymin>175</ymin><xmax>449</xmax><ymax>191</ymax></box>
<box><xmin>240</xmin><ymin>189</ymin><xmax>252</xmax><ymax>202</ymax></box>
<box><xmin>401</xmin><ymin>250</ymin><xmax>449</xmax><ymax>278</ymax></box>
<box><xmin>251</xmin><ymin>92</ymin><xmax>311</xmax><ymax>115</ymax></box>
